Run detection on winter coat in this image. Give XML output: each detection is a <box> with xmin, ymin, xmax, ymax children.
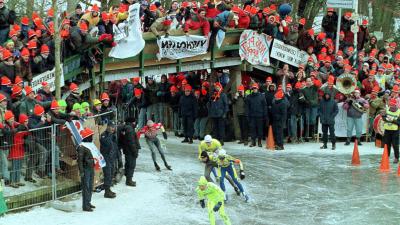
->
<box><xmin>196</xmin><ymin>182</ymin><xmax>224</xmax><ymax>204</ymax></box>
<box><xmin>150</xmin><ymin>17</ymin><xmax>171</xmax><ymax>36</ymax></box>
<box><xmin>208</xmin><ymin>92</ymin><xmax>228</xmax><ymax>118</ymax></box>
<box><xmin>0</xmin><ymin>121</ymin><xmax>20</xmax><ymax>150</ymax></box>
<box><xmin>69</xmin><ymin>12</ymin><xmax>84</xmax><ymax>27</ymax></box>
<box><xmin>145</xmin><ymin>82</ymin><xmax>159</xmax><ymax>105</ymax></box>
<box><xmin>77</xmin><ymin>143</ymin><xmax>95</xmax><ymax>173</ymax></box>
<box><xmin>118</xmin><ymin>124</ymin><xmax>140</xmax><ymax>157</ymax></box>
<box><xmin>322</xmin><ymin>13</ymin><xmax>338</xmax><ymax>33</ymax></box>
<box><xmin>215</xmin><ymin>11</ymin><xmax>233</xmax><ymax>28</ymax></box>
<box><xmin>19</xmin><ymin>98</ymin><xmax>38</xmax><ymax>116</ymax></box>
<box><xmin>131</xmin><ymin>95</ymin><xmax>147</xmax><ymax>110</ymax></box>
<box><xmin>301</xmin><ymin>85</ymin><xmax>319</xmax><ymax>107</ymax></box>
<box><xmin>357</xmin><ymin>27</ymin><xmax>369</xmax><ymax>51</ymax></box>
<box><xmin>121</xmin><ymin>83</ymin><xmax>134</xmax><ymax>104</ymax></box>
<box><xmin>28</xmin><ymin>114</ymin><xmax>51</xmax><ymax>145</ymax></box>
<box><xmin>108</xmin><ymin>81</ymin><xmax>122</xmax><ymax>105</ymax></box>
<box><xmin>361</xmin><ymin>78</ymin><xmax>379</xmax><ymax>95</ymax></box>
<box><xmin>8</xmin><ymin>124</ymin><xmax>29</xmax><ymax>160</ymax></box>
<box><xmin>0</xmin><ymin>6</ymin><xmax>15</xmax><ymax>29</ymax></box>
<box><xmin>100</xmin><ymin>130</ymin><xmax>118</xmax><ymax>159</ymax></box>
<box><xmin>271</xmin><ymin>98</ymin><xmax>288</xmax><ymax>123</ymax></box>
<box><xmin>232</xmin><ymin>94</ymin><xmax>246</xmax><ymax>116</ymax></box>
<box><xmin>318</xmin><ymin>97</ymin><xmax>339</xmax><ymax>125</ymax></box>
<box><xmin>297</xmin><ymin>31</ymin><xmax>315</xmax><ymax>51</ymax></box>
<box><xmin>179</xmin><ymin>93</ymin><xmax>198</xmax><ymax>118</ymax></box>
<box><xmin>97</xmin><ymin>20</ymin><xmax>114</xmax><ymax>35</ymax></box>
<box><xmin>48</xmin><ymin>110</ymin><xmax>69</xmax><ymax>125</ymax></box>
<box><xmin>65</xmin><ymin>93</ymin><xmax>81</xmax><ymax>113</ymax></box>
<box><xmin>246</xmin><ymin>92</ymin><xmax>267</xmax><ymax>119</ymax></box>
<box><xmin>69</xmin><ymin>26</ymin><xmax>98</xmax><ymax>53</ymax></box>
<box><xmin>15</xmin><ymin>59</ymin><xmax>32</xmax><ymax>81</ymax></box>
<box><xmin>184</xmin><ymin>14</ymin><xmax>210</xmax><ymax>36</ymax></box>
<box><xmin>287</xmin><ymin>90</ymin><xmax>304</xmax><ymax>116</ymax></box>
<box><xmin>169</xmin><ymin>92</ymin><xmax>181</xmax><ymax>112</ymax></box>
<box><xmin>248</xmin><ymin>15</ymin><xmax>259</xmax><ymax>30</ymax></box>
<box><xmin>0</xmin><ymin>62</ymin><xmax>16</xmax><ymax>82</ymax></box>
<box><xmin>368</xmin><ymin>97</ymin><xmax>384</xmax><ymax>117</ymax></box>
<box><xmin>196</xmin><ymin>95</ymin><xmax>209</xmax><ymax>118</ymax></box>
<box><xmin>143</xmin><ymin>9</ymin><xmax>156</xmax><ymax>32</ymax></box>
<box><xmin>31</xmin><ymin>55</ymin><xmax>51</xmax><ymax>74</ymax></box>
<box><xmin>237</xmin><ymin>12</ymin><xmax>250</xmax><ymax>29</ymax></box>
<box><xmin>36</xmin><ymin>89</ymin><xmax>54</xmax><ymax>103</ymax></box>
<box><xmin>157</xmin><ymin>82</ymin><xmax>170</xmax><ymax>103</ymax></box>
<box><xmin>79</xmin><ymin>12</ymin><xmax>100</xmax><ymax>28</ymax></box>
<box><xmin>341</xmin><ymin>17</ymin><xmax>355</xmax><ymax>43</ymax></box>
<box><xmin>343</xmin><ymin>97</ymin><xmax>369</xmax><ymax>118</ymax></box>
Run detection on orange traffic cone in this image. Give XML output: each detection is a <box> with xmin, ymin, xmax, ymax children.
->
<box><xmin>379</xmin><ymin>144</ymin><xmax>391</xmax><ymax>172</ymax></box>
<box><xmin>266</xmin><ymin>125</ymin><xmax>275</xmax><ymax>150</ymax></box>
<box><xmin>397</xmin><ymin>163</ymin><xmax>400</xmax><ymax>176</ymax></box>
<box><xmin>351</xmin><ymin>139</ymin><xmax>360</xmax><ymax>166</ymax></box>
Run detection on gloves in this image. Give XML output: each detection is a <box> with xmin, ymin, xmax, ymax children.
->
<box><xmin>240</xmin><ymin>170</ymin><xmax>245</xmax><ymax>180</ymax></box>
<box><xmin>213</xmin><ymin>202</ymin><xmax>222</xmax><ymax>212</ymax></box>
<box><xmin>162</xmin><ymin>132</ymin><xmax>168</xmax><ymax>140</ymax></box>
<box><xmin>164</xmin><ymin>33</ymin><xmax>169</xmax><ymax>38</ymax></box>
<box><xmin>199</xmin><ymin>200</ymin><xmax>205</xmax><ymax>208</ymax></box>
<box><xmin>98</xmin><ymin>33</ymin><xmax>109</xmax><ymax>42</ymax></box>
<box><xmin>156</xmin><ymin>35</ymin><xmax>161</xmax><ymax>40</ymax></box>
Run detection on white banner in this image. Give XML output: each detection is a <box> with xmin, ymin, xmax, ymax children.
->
<box><xmin>216</xmin><ymin>30</ymin><xmax>225</xmax><ymax>49</ymax></box>
<box><xmin>109</xmin><ymin>3</ymin><xmax>145</xmax><ymax>59</ymax></box>
<box><xmin>270</xmin><ymin>39</ymin><xmax>308</xmax><ymax>67</ymax></box>
<box><xmin>327</xmin><ymin>0</ymin><xmax>354</xmax><ymax>9</ymax></box>
<box><xmin>31</xmin><ymin>65</ymin><xmax>64</xmax><ymax>93</ymax></box>
<box><xmin>318</xmin><ymin>102</ymin><xmax>369</xmax><ymax>137</ymax></box>
<box><xmin>239</xmin><ymin>30</ymin><xmax>270</xmax><ymax>66</ymax></box>
<box><xmin>157</xmin><ymin>35</ymin><xmax>209</xmax><ymax>60</ymax></box>
<box><xmin>81</xmin><ymin>142</ymin><xmax>106</xmax><ymax>169</ymax></box>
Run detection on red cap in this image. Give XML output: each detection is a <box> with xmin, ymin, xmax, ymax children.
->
<box><xmin>8</xmin><ymin>29</ymin><xmax>17</xmax><ymax>38</ymax></box>
<box><xmin>79</xmin><ymin>22</ymin><xmax>88</xmax><ymax>32</ymax></box>
<box><xmin>101</xmin><ymin>92</ymin><xmax>110</xmax><ymax>101</ymax></box>
<box><xmin>232</xmin><ymin>6</ymin><xmax>241</xmax><ymax>14</ymax></box>
<box><xmin>285</xmin><ymin>16</ymin><xmax>293</xmax><ymax>23</ymax></box>
<box><xmin>4</xmin><ymin>110</ymin><xmax>14</xmax><ymax>121</ymax></box>
<box><xmin>244</xmin><ymin>5</ymin><xmax>252</xmax><ymax>13</ymax></box>
<box><xmin>27</xmin><ymin>40</ymin><xmax>37</xmax><ymax>49</ymax></box>
<box><xmin>170</xmin><ymin>85</ymin><xmax>178</xmax><ymax>92</ymax></box>
<box><xmin>0</xmin><ymin>93</ymin><xmax>6</xmax><ymax>102</ymax></box>
<box><xmin>371</xmin><ymin>86</ymin><xmax>380</xmax><ymax>93</ymax></box>
<box><xmin>150</xmin><ymin>4</ymin><xmax>157</xmax><ymax>12</ymax></box>
<box><xmin>393</xmin><ymin>85</ymin><xmax>399</xmax><ymax>93</ymax></box>
<box><xmin>327</xmin><ymin>8</ymin><xmax>334</xmax><ymax>12</ymax></box>
<box><xmin>69</xmin><ymin>83</ymin><xmax>78</xmax><ymax>92</ymax></box>
<box><xmin>2</xmin><ymin>49</ymin><xmax>12</xmax><ymax>60</ymax></box>
<box><xmin>274</xmin><ymin>90</ymin><xmax>284</xmax><ymax>99</ymax></box>
<box><xmin>395</xmin><ymin>54</ymin><xmax>400</xmax><ymax>61</ymax></box>
<box><xmin>286</xmin><ymin>83</ymin><xmax>292</xmax><ymax>89</ymax></box>
<box><xmin>202</xmin><ymin>81</ymin><xmax>210</xmax><ymax>88</ymax></box>
<box><xmin>299</xmin><ymin>18</ymin><xmax>306</xmax><ymax>26</ymax></box>
<box><xmin>34</xmin><ymin>104</ymin><xmax>45</xmax><ymax>116</ymax></box>
<box><xmin>194</xmin><ymin>90</ymin><xmax>200</xmax><ymax>95</ymax></box>
<box><xmin>1</xmin><ymin>76</ymin><xmax>11</xmax><ymax>86</ymax></box>
<box><xmin>132</xmin><ymin>77</ymin><xmax>140</xmax><ymax>83</ymax></box>
<box><xmin>134</xmin><ymin>88</ymin><xmax>142</xmax><ymax>97</ymax></box>
<box><xmin>238</xmin><ymin>85</ymin><xmax>245</xmax><ymax>91</ymax></box>
<box><xmin>389</xmin><ymin>98</ymin><xmax>397</xmax><ymax>107</ymax></box>
<box><xmin>47</xmin><ymin>8</ymin><xmax>54</xmax><ymax>17</ymax></box>
<box><xmin>308</xmin><ymin>29</ymin><xmax>314</xmax><ymax>36</ymax></box>
<box><xmin>91</xmin><ymin>4</ymin><xmax>100</xmax><ymax>12</ymax></box>
<box><xmin>344</xmin><ymin>12</ymin><xmax>352</xmax><ymax>18</ymax></box>
<box><xmin>362</xmin><ymin>19</ymin><xmax>368</xmax><ymax>26</ymax></box>
<box><xmin>201</xmin><ymin>89</ymin><xmax>207</xmax><ymax>96</ymax></box>
<box><xmin>389</xmin><ymin>42</ymin><xmax>397</xmax><ymax>48</ymax></box>
<box><xmin>41</xmin><ymin>81</ymin><xmax>48</xmax><ymax>87</ymax></box>
<box><xmin>328</xmin><ymin>75</ymin><xmax>335</xmax><ymax>85</ymax></box>
<box><xmin>50</xmin><ymin>100</ymin><xmax>59</xmax><ymax>110</ymax></box>
<box><xmin>12</xmin><ymin>85</ymin><xmax>22</xmax><ymax>97</ymax></box>
<box><xmin>21</xmin><ymin>16</ymin><xmax>29</xmax><ymax>26</ymax></box>
<box><xmin>19</xmin><ymin>114</ymin><xmax>29</xmax><ymax>124</ymax></box>
<box><xmin>21</xmin><ymin>48</ymin><xmax>29</xmax><ymax>57</ymax></box>
<box><xmin>295</xmin><ymin>82</ymin><xmax>302</xmax><ymax>89</ymax></box>
<box><xmin>266</xmin><ymin>77</ymin><xmax>272</xmax><ymax>82</ymax></box>
<box><xmin>80</xmin><ymin>127</ymin><xmax>94</xmax><ymax>139</ymax></box>
<box><xmin>25</xmin><ymin>86</ymin><xmax>33</xmax><ymax>96</ymax></box>
<box><xmin>101</xmin><ymin>12</ymin><xmax>110</xmax><ymax>21</ymax></box>
<box><xmin>251</xmin><ymin>83</ymin><xmax>259</xmax><ymax>89</ymax></box>
<box><xmin>184</xmin><ymin>85</ymin><xmax>192</xmax><ymax>91</ymax></box>
<box><xmin>40</xmin><ymin>44</ymin><xmax>49</xmax><ymax>53</ymax></box>
<box><xmin>28</xmin><ymin>29</ymin><xmax>36</xmax><ymax>39</ymax></box>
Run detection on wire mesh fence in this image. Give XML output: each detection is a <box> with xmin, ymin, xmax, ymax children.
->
<box><xmin>1</xmin><ymin>110</ymin><xmax>116</xmax><ymax>212</ymax></box>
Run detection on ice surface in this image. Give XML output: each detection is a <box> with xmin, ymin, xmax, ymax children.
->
<box><xmin>2</xmin><ymin>136</ymin><xmax>399</xmax><ymax>225</ymax></box>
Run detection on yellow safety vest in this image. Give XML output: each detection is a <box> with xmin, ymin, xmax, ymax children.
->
<box><xmin>384</xmin><ymin>108</ymin><xmax>400</xmax><ymax>131</ymax></box>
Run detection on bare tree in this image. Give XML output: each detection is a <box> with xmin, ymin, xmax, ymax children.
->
<box><xmin>52</xmin><ymin>0</ymin><xmax>62</xmax><ymax>99</ymax></box>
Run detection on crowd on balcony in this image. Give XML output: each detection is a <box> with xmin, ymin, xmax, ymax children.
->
<box><xmin>0</xmin><ymin>0</ymin><xmax>399</xmax><ymax>195</ymax></box>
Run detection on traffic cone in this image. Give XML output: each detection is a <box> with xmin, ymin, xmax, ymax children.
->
<box><xmin>266</xmin><ymin>125</ymin><xmax>275</xmax><ymax>150</ymax></box>
<box><xmin>351</xmin><ymin>139</ymin><xmax>360</xmax><ymax>166</ymax></box>
<box><xmin>379</xmin><ymin>144</ymin><xmax>391</xmax><ymax>173</ymax></box>
<box><xmin>397</xmin><ymin>163</ymin><xmax>400</xmax><ymax>176</ymax></box>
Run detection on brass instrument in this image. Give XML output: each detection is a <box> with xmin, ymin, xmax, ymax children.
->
<box><xmin>346</xmin><ymin>94</ymin><xmax>368</xmax><ymax>113</ymax></box>
<box><xmin>336</xmin><ymin>74</ymin><xmax>356</xmax><ymax>95</ymax></box>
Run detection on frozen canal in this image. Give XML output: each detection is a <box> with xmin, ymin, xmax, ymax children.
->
<box><xmin>3</xmin><ymin>136</ymin><xmax>399</xmax><ymax>225</ymax></box>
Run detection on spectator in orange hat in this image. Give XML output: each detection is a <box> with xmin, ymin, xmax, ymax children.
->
<box><xmin>36</xmin><ymin>81</ymin><xmax>54</xmax><ymax>103</ymax></box>
<box><xmin>246</xmin><ymin>83</ymin><xmax>268</xmax><ymax>147</ymax></box>
<box><xmin>68</xmin><ymin>4</ymin><xmax>84</xmax><ymax>27</ymax></box>
<box><xmin>357</xmin><ymin>19</ymin><xmax>369</xmax><ymax>51</ymax></box>
<box><xmin>66</xmin><ymin>82</ymin><xmax>81</xmax><ymax>112</ymax></box>
<box><xmin>15</xmin><ymin>48</ymin><xmax>32</xmax><ymax>81</ymax></box>
<box><xmin>179</xmin><ymin>84</ymin><xmax>197</xmax><ymax>144</ymax></box>
<box><xmin>341</xmin><ymin>11</ymin><xmax>355</xmax><ymax>44</ymax></box>
<box><xmin>271</xmin><ymin>90</ymin><xmax>288</xmax><ymax>150</ymax></box>
<box><xmin>131</xmin><ymin>88</ymin><xmax>147</xmax><ymax>129</ymax></box>
<box><xmin>276</xmin><ymin>64</ymin><xmax>295</xmax><ymax>90</ymax></box>
<box><xmin>194</xmin><ymin>87</ymin><xmax>208</xmax><ymax>140</ymax></box>
<box><xmin>322</xmin><ymin>8</ymin><xmax>338</xmax><ymax>40</ymax></box>
<box><xmin>232</xmin><ymin>85</ymin><xmax>248</xmax><ymax>145</ymax></box>
<box><xmin>100</xmin><ymin>92</ymin><xmax>115</xmax><ymax>124</ymax></box>
<box><xmin>367</xmin><ymin>86</ymin><xmax>384</xmax><ymax>139</ymax></box>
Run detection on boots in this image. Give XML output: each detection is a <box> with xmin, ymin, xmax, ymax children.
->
<box><xmin>357</xmin><ymin>138</ymin><xmax>362</xmax><ymax>146</ymax></box>
<box><xmin>242</xmin><ymin>192</ymin><xmax>250</xmax><ymax>202</ymax></box>
<box><xmin>257</xmin><ymin>138</ymin><xmax>262</xmax><ymax>147</ymax></box>
<box><xmin>309</xmin><ymin>125</ymin><xmax>315</xmax><ymax>141</ymax></box>
<box><xmin>154</xmin><ymin>162</ymin><xmax>161</xmax><ymax>171</ymax></box>
<box><xmin>237</xmin><ymin>140</ymin><xmax>244</xmax><ymax>144</ymax></box>
<box><xmin>188</xmin><ymin>138</ymin><xmax>193</xmax><ymax>144</ymax></box>
<box><xmin>126</xmin><ymin>179</ymin><xmax>137</xmax><ymax>187</ymax></box>
<box><xmin>320</xmin><ymin>143</ymin><xmax>327</xmax><ymax>149</ymax></box>
<box><xmin>234</xmin><ymin>187</ymin><xmax>241</xmax><ymax>196</ymax></box>
<box><xmin>104</xmin><ymin>188</ymin><xmax>116</xmax><ymax>198</ymax></box>
<box><xmin>332</xmin><ymin>142</ymin><xmax>336</xmax><ymax>150</ymax></box>
<box><xmin>165</xmin><ymin>163</ymin><xmax>172</xmax><ymax>170</ymax></box>
<box><xmin>344</xmin><ymin>138</ymin><xmax>350</xmax><ymax>145</ymax></box>
<box><xmin>181</xmin><ymin>138</ymin><xmax>189</xmax><ymax>143</ymax></box>
<box><xmin>249</xmin><ymin>139</ymin><xmax>256</xmax><ymax>147</ymax></box>
<box><xmin>244</xmin><ymin>140</ymin><xmax>248</xmax><ymax>146</ymax></box>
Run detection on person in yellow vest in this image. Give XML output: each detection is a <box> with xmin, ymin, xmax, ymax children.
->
<box><xmin>198</xmin><ymin>135</ymin><xmax>222</xmax><ymax>182</ymax></box>
<box><xmin>196</xmin><ymin>176</ymin><xmax>231</xmax><ymax>225</ymax></box>
<box><xmin>382</xmin><ymin>98</ymin><xmax>400</xmax><ymax>163</ymax></box>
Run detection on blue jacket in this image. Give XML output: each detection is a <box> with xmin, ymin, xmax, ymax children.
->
<box><xmin>208</xmin><ymin>92</ymin><xmax>228</xmax><ymax>118</ymax></box>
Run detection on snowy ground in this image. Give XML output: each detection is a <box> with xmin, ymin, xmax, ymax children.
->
<box><xmin>3</xmin><ymin>136</ymin><xmax>400</xmax><ymax>225</ymax></box>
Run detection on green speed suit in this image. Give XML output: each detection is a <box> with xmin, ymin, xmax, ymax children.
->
<box><xmin>197</xmin><ymin>180</ymin><xmax>231</xmax><ymax>225</ymax></box>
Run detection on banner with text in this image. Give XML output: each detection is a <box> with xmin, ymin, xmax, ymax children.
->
<box><xmin>31</xmin><ymin>65</ymin><xmax>65</xmax><ymax>93</ymax></box>
<box><xmin>327</xmin><ymin>0</ymin><xmax>354</xmax><ymax>9</ymax></box>
<box><xmin>109</xmin><ymin>3</ymin><xmax>145</xmax><ymax>59</ymax></box>
<box><xmin>270</xmin><ymin>39</ymin><xmax>308</xmax><ymax>67</ymax></box>
<box><xmin>318</xmin><ymin>102</ymin><xmax>368</xmax><ymax>137</ymax></box>
<box><xmin>157</xmin><ymin>35</ymin><xmax>209</xmax><ymax>60</ymax></box>
<box><xmin>239</xmin><ymin>30</ymin><xmax>270</xmax><ymax>66</ymax></box>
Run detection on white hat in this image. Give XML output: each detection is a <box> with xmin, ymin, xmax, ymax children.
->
<box><xmin>218</xmin><ymin>149</ymin><xmax>226</xmax><ymax>157</ymax></box>
<box><xmin>204</xmin><ymin>135</ymin><xmax>212</xmax><ymax>143</ymax></box>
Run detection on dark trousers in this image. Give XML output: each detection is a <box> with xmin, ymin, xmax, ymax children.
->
<box><xmin>237</xmin><ymin>115</ymin><xmax>248</xmax><ymax>141</ymax></box>
<box><xmin>384</xmin><ymin>130</ymin><xmax>399</xmax><ymax>160</ymax></box>
<box><xmin>322</xmin><ymin>124</ymin><xmax>336</xmax><ymax>144</ymax></box>
<box><xmin>124</xmin><ymin>151</ymin><xmax>137</xmax><ymax>180</ymax></box>
<box><xmin>182</xmin><ymin>116</ymin><xmax>194</xmax><ymax>138</ymax></box>
<box><xmin>272</xmin><ymin>122</ymin><xmax>284</xmax><ymax>147</ymax></box>
<box><xmin>81</xmin><ymin>167</ymin><xmax>94</xmax><ymax>210</ymax></box>
<box><xmin>102</xmin><ymin>155</ymin><xmax>115</xmax><ymax>189</ymax></box>
<box><xmin>212</xmin><ymin>117</ymin><xmax>225</xmax><ymax>142</ymax></box>
<box><xmin>249</xmin><ymin>117</ymin><xmax>264</xmax><ymax>140</ymax></box>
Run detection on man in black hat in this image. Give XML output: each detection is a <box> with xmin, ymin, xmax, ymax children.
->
<box><xmin>69</xmin><ymin>4</ymin><xmax>84</xmax><ymax>27</ymax></box>
<box><xmin>100</xmin><ymin>122</ymin><xmax>118</xmax><ymax>198</ymax></box>
<box><xmin>118</xmin><ymin>117</ymin><xmax>141</xmax><ymax>186</ymax></box>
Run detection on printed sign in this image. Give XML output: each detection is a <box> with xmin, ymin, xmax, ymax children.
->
<box><xmin>109</xmin><ymin>3</ymin><xmax>145</xmax><ymax>59</ymax></box>
<box><xmin>31</xmin><ymin>65</ymin><xmax>64</xmax><ymax>93</ymax></box>
<box><xmin>327</xmin><ymin>0</ymin><xmax>354</xmax><ymax>9</ymax></box>
<box><xmin>239</xmin><ymin>30</ymin><xmax>270</xmax><ymax>66</ymax></box>
<box><xmin>270</xmin><ymin>39</ymin><xmax>308</xmax><ymax>67</ymax></box>
<box><xmin>157</xmin><ymin>35</ymin><xmax>209</xmax><ymax>60</ymax></box>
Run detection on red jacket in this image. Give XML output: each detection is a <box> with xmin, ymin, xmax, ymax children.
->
<box><xmin>8</xmin><ymin>124</ymin><xmax>29</xmax><ymax>160</ymax></box>
<box><xmin>184</xmin><ymin>15</ymin><xmax>210</xmax><ymax>36</ymax></box>
<box><xmin>361</xmin><ymin>78</ymin><xmax>379</xmax><ymax>95</ymax></box>
<box><xmin>205</xmin><ymin>7</ymin><xmax>220</xmax><ymax>19</ymax></box>
<box><xmin>237</xmin><ymin>11</ymin><xmax>249</xmax><ymax>29</ymax></box>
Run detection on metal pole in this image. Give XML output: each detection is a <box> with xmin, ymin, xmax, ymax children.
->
<box><xmin>335</xmin><ymin>8</ymin><xmax>342</xmax><ymax>54</ymax></box>
<box><xmin>51</xmin><ymin>124</ymin><xmax>57</xmax><ymax>201</ymax></box>
<box><xmin>353</xmin><ymin>0</ymin><xmax>359</xmax><ymax>51</ymax></box>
